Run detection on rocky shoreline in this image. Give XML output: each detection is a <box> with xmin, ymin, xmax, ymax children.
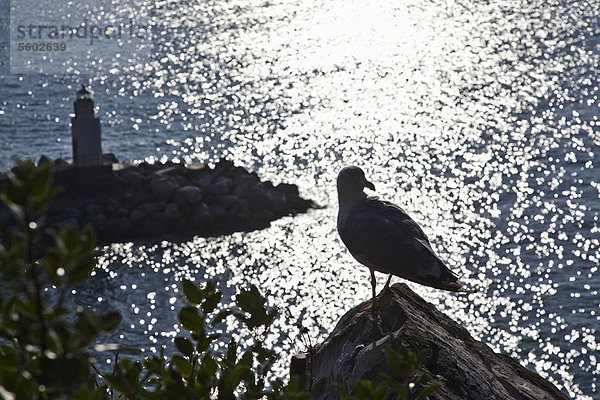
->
<box><xmin>0</xmin><ymin>157</ymin><xmax>314</xmax><ymax>245</ymax></box>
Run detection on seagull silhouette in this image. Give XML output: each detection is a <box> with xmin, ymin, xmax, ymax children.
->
<box><xmin>336</xmin><ymin>166</ymin><xmax>472</xmax><ymax>308</ymax></box>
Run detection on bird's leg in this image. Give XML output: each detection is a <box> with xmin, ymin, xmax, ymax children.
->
<box><xmin>384</xmin><ymin>275</ymin><xmax>392</xmax><ymax>290</ymax></box>
<box><xmin>374</xmin><ymin>275</ymin><xmax>393</xmax><ymax>304</ymax></box>
<box><xmin>370</xmin><ymin>270</ymin><xmax>377</xmax><ymax>310</ymax></box>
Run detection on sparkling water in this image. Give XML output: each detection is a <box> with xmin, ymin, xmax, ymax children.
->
<box><xmin>0</xmin><ymin>0</ymin><xmax>598</xmax><ymax>397</ymax></box>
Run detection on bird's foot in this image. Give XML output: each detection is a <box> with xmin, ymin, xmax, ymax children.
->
<box><xmin>370</xmin><ymin>296</ymin><xmax>379</xmax><ymax>312</ymax></box>
<box><xmin>375</xmin><ymin>283</ymin><xmax>392</xmax><ymax>303</ymax></box>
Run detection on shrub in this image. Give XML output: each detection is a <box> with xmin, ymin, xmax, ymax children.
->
<box><xmin>0</xmin><ymin>160</ymin><xmax>439</xmax><ymax>400</ymax></box>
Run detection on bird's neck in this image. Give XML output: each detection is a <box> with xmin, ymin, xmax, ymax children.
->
<box><xmin>337</xmin><ymin>194</ymin><xmax>365</xmax><ymax>231</ymax></box>
<box><xmin>337</xmin><ymin>189</ymin><xmax>366</xmax><ymax>206</ymax></box>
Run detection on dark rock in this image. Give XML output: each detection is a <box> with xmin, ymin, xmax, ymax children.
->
<box><xmin>233</xmin><ymin>183</ymin><xmax>251</xmax><ymax>198</ymax></box>
<box><xmin>288</xmin><ymin>196</ymin><xmax>312</xmax><ymax>212</ymax></box>
<box><xmin>259</xmin><ymin>181</ymin><xmax>275</xmax><ymax>191</ymax></box>
<box><xmin>271</xmin><ymin>190</ymin><xmax>287</xmax><ymax>213</ymax></box>
<box><xmin>208</xmin><ymin>204</ymin><xmax>226</xmax><ymax>219</ymax></box>
<box><xmin>85</xmin><ymin>203</ymin><xmax>104</xmax><ymax>217</ymax></box>
<box><xmin>276</xmin><ymin>182</ymin><xmax>300</xmax><ymax>199</ymax></box>
<box><xmin>229</xmin><ymin>166</ymin><xmax>250</xmax><ymax>181</ymax></box>
<box><xmin>232</xmin><ymin>174</ymin><xmax>261</xmax><ymax>197</ymax></box>
<box><xmin>213</xmin><ymin>158</ymin><xmax>235</xmax><ymax>175</ymax></box>
<box><xmin>143</xmin><ymin>218</ymin><xmax>164</xmax><ymax>236</ymax></box>
<box><xmin>52</xmin><ymin>218</ymin><xmax>79</xmax><ymax>230</ymax></box>
<box><xmin>245</xmin><ymin>186</ymin><xmax>275</xmax><ymax>211</ymax></box>
<box><xmin>129</xmin><ymin>209</ymin><xmax>147</xmax><ymax>225</ymax></box>
<box><xmin>123</xmin><ymin>190</ymin><xmax>148</xmax><ymax>205</ymax></box>
<box><xmin>310</xmin><ymin>283</ymin><xmax>568</xmax><ymax>400</ymax></box>
<box><xmin>152</xmin><ymin>166</ymin><xmax>180</xmax><ymax>177</ymax></box>
<box><xmin>196</xmin><ymin>173</ymin><xmax>212</xmax><ymax>187</ymax></box>
<box><xmin>191</xmin><ymin>203</ymin><xmax>213</xmax><ymax>227</ymax></box>
<box><xmin>174</xmin><ymin>196</ymin><xmax>191</xmax><ymax>218</ymax></box>
<box><xmin>61</xmin><ymin>206</ymin><xmax>81</xmax><ymax>219</ymax></box>
<box><xmin>139</xmin><ymin>202</ymin><xmax>164</xmax><ymax>215</ymax></box>
<box><xmin>105</xmin><ymin>217</ymin><xmax>132</xmax><ymax>235</ymax></box>
<box><xmin>106</xmin><ymin>202</ymin><xmax>129</xmax><ymax>218</ymax></box>
<box><xmin>219</xmin><ymin>195</ymin><xmax>239</xmax><ymax>210</ymax></box>
<box><xmin>164</xmin><ymin>203</ymin><xmax>181</xmax><ymax>222</ymax></box>
<box><xmin>118</xmin><ymin>168</ymin><xmax>146</xmax><ymax>185</ymax></box>
<box><xmin>175</xmin><ymin>186</ymin><xmax>203</xmax><ymax>204</ymax></box>
<box><xmin>38</xmin><ymin>155</ymin><xmax>54</xmax><ymax>166</ymax></box>
<box><xmin>90</xmin><ymin>213</ymin><xmax>106</xmax><ymax>228</ymax></box>
<box><xmin>252</xmin><ymin>209</ymin><xmax>275</xmax><ymax>223</ymax></box>
<box><xmin>1</xmin><ymin>158</ymin><xmax>314</xmax><ymax>245</ymax></box>
<box><xmin>102</xmin><ymin>153</ymin><xmax>119</xmax><ymax>164</ymax></box>
<box><xmin>150</xmin><ymin>176</ymin><xmax>178</xmax><ymax>200</ymax></box>
<box><xmin>232</xmin><ymin>198</ymin><xmax>251</xmax><ymax>225</ymax></box>
<box><xmin>206</xmin><ymin>177</ymin><xmax>233</xmax><ymax>197</ymax></box>
<box><xmin>54</xmin><ymin>158</ymin><xmax>69</xmax><ymax>166</ymax></box>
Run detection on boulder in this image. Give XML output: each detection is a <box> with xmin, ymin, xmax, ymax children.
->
<box><xmin>106</xmin><ymin>203</ymin><xmax>129</xmax><ymax>218</ymax></box>
<box><xmin>175</xmin><ymin>186</ymin><xmax>203</xmax><ymax>204</ymax></box>
<box><xmin>245</xmin><ymin>186</ymin><xmax>274</xmax><ymax>211</ymax></box>
<box><xmin>102</xmin><ymin>153</ymin><xmax>119</xmax><ymax>164</ymax></box>
<box><xmin>37</xmin><ymin>154</ymin><xmax>54</xmax><ymax>166</ymax></box>
<box><xmin>0</xmin><ymin>158</ymin><xmax>315</xmax><ymax>245</ymax></box>
<box><xmin>275</xmin><ymin>182</ymin><xmax>300</xmax><ymax>199</ymax></box>
<box><xmin>89</xmin><ymin>213</ymin><xmax>106</xmax><ymax>229</ymax></box>
<box><xmin>219</xmin><ymin>195</ymin><xmax>239</xmax><ymax>210</ymax></box>
<box><xmin>271</xmin><ymin>190</ymin><xmax>287</xmax><ymax>213</ymax></box>
<box><xmin>52</xmin><ymin>218</ymin><xmax>79</xmax><ymax>231</ymax></box>
<box><xmin>233</xmin><ymin>183</ymin><xmax>251</xmax><ymax>198</ymax></box>
<box><xmin>53</xmin><ymin>158</ymin><xmax>69</xmax><ymax>166</ymax></box>
<box><xmin>231</xmin><ymin>198</ymin><xmax>251</xmax><ymax>226</ymax></box>
<box><xmin>150</xmin><ymin>176</ymin><xmax>178</xmax><ymax>200</ymax></box>
<box><xmin>191</xmin><ymin>203</ymin><xmax>213</xmax><ymax>228</ymax></box>
<box><xmin>164</xmin><ymin>203</ymin><xmax>181</xmax><ymax>227</ymax></box>
<box><xmin>252</xmin><ymin>209</ymin><xmax>275</xmax><ymax>223</ymax></box>
<box><xmin>123</xmin><ymin>190</ymin><xmax>148</xmax><ymax>205</ymax></box>
<box><xmin>143</xmin><ymin>218</ymin><xmax>164</xmax><ymax>236</ymax></box>
<box><xmin>309</xmin><ymin>283</ymin><xmax>568</xmax><ymax>400</ymax></box>
<box><xmin>85</xmin><ymin>203</ymin><xmax>104</xmax><ymax>217</ymax></box>
<box><xmin>232</xmin><ymin>172</ymin><xmax>260</xmax><ymax>187</ymax></box>
<box><xmin>61</xmin><ymin>206</ymin><xmax>81</xmax><ymax>219</ymax></box>
<box><xmin>105</xmin><ymin>217</ymin><xmax>133</xmax><ymax>236</ymax></box>
<box><xmin>213</xmin><ymin>158</ymin><xmax>235</xmax><ymax>176</ymax></box>
<box><xmin>206</xmin><ymin>177</ymin><xmax>233</xmax><ymax>197</ymax></box>
<box><xmin>129</xmin><ymin>209</ymin><xmax>147</xmax><ymax>225</ymax></box>
<box><xmin>119</xmin><ymin>168</ymin><xmax>146</xmax><ymax>185</ymax></box>
<box><xmin>208</xmin><ymin>204</ymin><xmax>226</xmax><ymax>220</ymax></box>
<box><xmin>139</xmin><ymin>202</ymin><xmax>164</xmax><ymax>215</ymax></box>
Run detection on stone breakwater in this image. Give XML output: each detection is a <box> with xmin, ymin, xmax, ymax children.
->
<box><xmin>0</xmin><ymin>158</ymin><xmax>314</xmax><ymax>245</ymax></box>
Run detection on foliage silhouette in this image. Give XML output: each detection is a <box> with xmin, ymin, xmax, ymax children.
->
<box><xmin>0</xmin><ymin>160</ymin><xmax>439</xmax><ymax>400</ymax></box>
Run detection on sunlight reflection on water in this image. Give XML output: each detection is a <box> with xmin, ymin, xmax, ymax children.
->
<box><xmin>1</xmin><ymin>0</ymin><xmax>599</xmax><ymax>397</ymax></box>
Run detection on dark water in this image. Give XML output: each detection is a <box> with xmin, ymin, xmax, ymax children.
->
<box><xmin>1</xmin><ymin>0</ymin><xmax>599</xmax><ymax>397</ymax></box>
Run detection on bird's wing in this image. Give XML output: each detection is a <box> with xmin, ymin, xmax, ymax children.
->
<box><xmin>339</xmin><ymin>198</ymin><xmax>458</xmax><ymax>284</ymax></box>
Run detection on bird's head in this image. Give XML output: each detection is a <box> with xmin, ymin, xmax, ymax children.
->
<box><xmin>336</xmin><ymin>166</ymin><xmax>375</xmax><ymax>204</ymax></box>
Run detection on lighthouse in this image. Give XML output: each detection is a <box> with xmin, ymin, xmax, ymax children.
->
<box><xmin>71</xmin><ymin>85</ymin><xmax>102</xmax><ymax>166</ymax></box>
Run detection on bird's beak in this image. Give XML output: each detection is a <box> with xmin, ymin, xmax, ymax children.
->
<box><xmin>365</xmin><ymin>180</ymin><xmax>375</xmax><ymax>191</ymax></box>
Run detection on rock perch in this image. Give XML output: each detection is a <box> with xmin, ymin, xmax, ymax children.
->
<box><xmin>308</xmin><ymin>283</ymin><xmax>567</xmax><ymax>400</ymax></box>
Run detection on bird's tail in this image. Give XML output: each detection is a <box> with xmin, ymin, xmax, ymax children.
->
<box><xmin>411</xmin><ymin>276</ymin><xmax>476</xmax><ymax>293</ymax></box>
<box><xmin>438</xmin><ymin>280</ymin><xmax>477</xmax><ymax>293</ymax></box>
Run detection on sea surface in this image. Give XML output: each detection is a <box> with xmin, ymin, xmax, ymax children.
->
<box><xmin>1</xmin><ymin>0</ymin><xmax>599</xmax><ymax>397</ymax></box>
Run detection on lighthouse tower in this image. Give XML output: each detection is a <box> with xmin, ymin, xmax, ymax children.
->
<box><xmin>71</xmin><ymin>85</ymin><xmax>102</xmax><ymax>166</ymax></box>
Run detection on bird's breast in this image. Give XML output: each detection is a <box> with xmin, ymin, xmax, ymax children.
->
<box><xmin>336</xmin><ymin>201</ymin><xmax>358</xmax><ymax>232</ymax></box>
